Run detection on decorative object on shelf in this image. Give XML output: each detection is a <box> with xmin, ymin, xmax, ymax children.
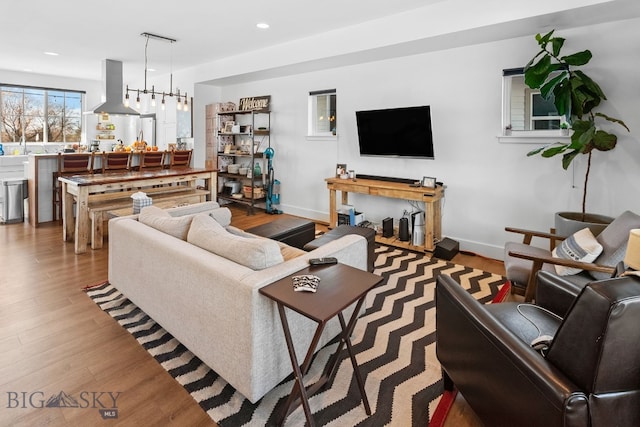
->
<box><xmin>421</xmin><ymin>176</ymin><xmax>436</xmax><ymax>188</ymax></box>
<box><xmin>224</xmin><ymin>181</ymin><xmax>242</xmax><ymax>195</ymax></box>
<box><xmin>336</xmin><ymin>163</ymin><xmax>347</xmax><ymax>177</ymax></box>
<box><xmin>243</xmin><ymin>185</ymin><xmax>265</xmax><ymax>199</ymax></box>
<box><xmin>238</xmin><ymin>95</ymin><xmax>270</xmax><ymax>111</ymax></box>
<box><xmin>217</xmin><ymin>102</ymin><xmax>236</xmax><ymax>112</ymax></box>
<box><xmin>96</xmin><ymin>114</ymin><xmax>116</xmax><ymax>140</ymax></box>
<box><xmin>223</xmin><ymin>121</ymin><xmax>235</xmax><ymax>133</ymax></box>
<box><xmin>125</xmin><ymin>32</ymin><xmax>189</xmax><ymax>112</ymax></box>
<box><xmin>239</xmin><ymin>140</ymin><xmax>252</xmax><ymax>154</ymax></box>
<box><xmin>523</xmin><ymin>30</ymin><xmax>629</xmax><ymax>221</ymax></box>
<box><xmin>218</xmin><ymin>156</ymin><xmax>232</xmax><ymax>172</ymax></box>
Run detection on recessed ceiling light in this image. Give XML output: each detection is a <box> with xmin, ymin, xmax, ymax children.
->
<box><xmin>256</xmin><ymin>23</ymin><xmax>270</xmax><ymax>29</ymax></box>
<box><xmin>44</xmin><ymin>51</ymin><xmax>59</xmax><ymax>56</ymax></box>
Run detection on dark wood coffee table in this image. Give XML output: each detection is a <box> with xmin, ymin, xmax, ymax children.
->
<box><xmin>259</xmin><ymin>263</ymin><xmax>383</xmax><ymax>426</ymax></box>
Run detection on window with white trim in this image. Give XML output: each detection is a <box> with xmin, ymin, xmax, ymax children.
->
<box><xmin>501</xmin><ymin>68</ymin><xmax>567</xmax><ymax>142</ymax></box>
<box><xmin>308</xmin><ymin>89</ymin><xmax>336</xmax><ymax>137</ymax></box>
<box><xmin>0</xmin><ymin>85</ymin><xmax>84</xmax><ymax>143</ymax></box>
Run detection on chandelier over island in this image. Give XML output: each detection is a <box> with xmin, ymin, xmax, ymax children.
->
<box><xmin>125</xmin><ymin>32</ymin><xmax>189</xmax><ymax>112</ymax></box>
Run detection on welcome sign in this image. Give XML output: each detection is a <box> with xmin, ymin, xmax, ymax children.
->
<box><xmin>238</xmin><ymin>95</ymin><xmax>270</xmax><ymax>111</ymax></box>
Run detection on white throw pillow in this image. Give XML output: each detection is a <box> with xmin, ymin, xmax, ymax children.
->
<box><xmin>138</xmin><ymin>206</ymin><xmax>193</xmax><ymax>240</ymax></box>
<box><xmin>552</xmin><ymin>227</ymin><xmax>603</xmax><ymax>276</ymax></box>
<box><xmin>208</xmin><ymin>207</ymin><xmax>232</xmax><ymax>227</ymax></box>
<box><xmin>188</xmin><ymin>214</ymin><xmax>284</xmax><ymax>270</ymax></box>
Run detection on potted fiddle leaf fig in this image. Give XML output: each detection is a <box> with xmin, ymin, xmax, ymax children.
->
<box><xmin>523</xmin><ymin>30</ymin><xmax>629</xmax><ymax>234</ymax></box>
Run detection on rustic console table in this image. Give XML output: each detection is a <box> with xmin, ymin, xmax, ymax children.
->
<box><xmin>325</xmin><ymin>176</ymin><xmax>444</xmax><ymax>252</ymax></box>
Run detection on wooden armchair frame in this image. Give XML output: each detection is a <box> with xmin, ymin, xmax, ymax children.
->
<box><xmin>505</xmin><ymin>227</ymin><xmax>616</xmax><ymax>302</ymax></box>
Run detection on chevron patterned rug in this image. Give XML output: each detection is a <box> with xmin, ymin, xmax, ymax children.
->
<box><xmin>86</xmin><ymin>245</ymin><xmax>505</xmax><ymax>426</ymax></box>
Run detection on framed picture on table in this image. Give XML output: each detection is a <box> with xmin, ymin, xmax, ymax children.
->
<box><xmin>421</xmin><ymin>176</ymin><xmax>436</xmax><ymax>188</ymax></box>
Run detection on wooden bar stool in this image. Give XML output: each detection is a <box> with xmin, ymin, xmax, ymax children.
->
<box><xmin>139</xmin><ymin>150</ymin><xmax>166</xmax><ymax>170</ymax></box>
<box><xmin>169</xmin><ymin>149</ymin><xmax>192</xmax><ymax>169</ymax></box>
<box><xmin>52</xmin><ymin>152</ymin><xmax>94</xmax><ymax>221</ymax></box>
<box><xmin>101</xmin><ymin>151</ymin><xmax>131</xmax><ymax>172</ymax></box>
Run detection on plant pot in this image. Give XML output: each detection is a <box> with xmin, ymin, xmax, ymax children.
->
<box><xmin>554</xmin><ymin>211</ymin><xmax>614</xmax><ymax>237</ymax></box>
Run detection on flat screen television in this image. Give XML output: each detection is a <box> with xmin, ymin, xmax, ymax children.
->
<box><xmin>356</xmin><ymin>105</ymin><xmax>434</xmax><ymax>159</ymax></box>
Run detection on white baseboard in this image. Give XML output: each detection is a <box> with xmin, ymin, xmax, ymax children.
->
<box><xmin>281</xmin><ymin>205</ymin><xmax>506</xmax><ymax>262</ymax></box>
<box><xmin>280</xmin><ymin>204</ymin><xmax>329</xmax><ymax>224</ymax></box>
<box><xmin>450</xmin><ymin>237</ymin><xmax>505</xmax><ymax>262</ymax></box>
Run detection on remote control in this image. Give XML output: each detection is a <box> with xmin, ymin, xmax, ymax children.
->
<box><xmin>309</xmin><ymin>257</ymin><xmax>338</xmax><ymax>266</ymax></box>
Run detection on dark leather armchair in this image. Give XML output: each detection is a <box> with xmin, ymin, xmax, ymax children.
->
<box><xmin>435</xmin><ymin>273</ymin><xmax>640</xmax><ymax>427</ymax></box>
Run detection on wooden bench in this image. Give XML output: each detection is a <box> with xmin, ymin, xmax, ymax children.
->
<box><xmin>88</xmin><ymin>187</ymin><xmax>209</xmax><ymax>249</ymax></box>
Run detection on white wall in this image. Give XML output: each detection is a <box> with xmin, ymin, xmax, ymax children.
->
<box><xmin>195</xmin><ymin>18</ymin><xmax>640</xmax><ymax>259</ymax></box>
<box><xmin>5</xmin><ymin>13</ymin><xmax>638</xmax><ymax>261</ymax></box>
<box><xmin>0</xmin><ymin>70</ymin><xmax>102</xmax><ymax>104</ymax></box>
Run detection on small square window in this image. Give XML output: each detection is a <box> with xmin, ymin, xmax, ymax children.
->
<box><xmin>308</xmin><ymin>89</ymin><xmax>336</xmax><ymax>137</ymax></box>
<box><xmin>501</xmin><ymin>68</ymin><xmax>568</xmax><ymax>142</ymax></box>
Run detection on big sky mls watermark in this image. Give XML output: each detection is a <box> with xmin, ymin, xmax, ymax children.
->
<box><xmin>6</xmin><ymin>390</ymin><xmax>122</xmax><ymax>420</ymax></box>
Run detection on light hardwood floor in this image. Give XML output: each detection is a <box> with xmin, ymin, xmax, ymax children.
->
<box><xmin>0</xmin><ymin>205</ymin><xmax>504</xmax><ymax>426</ymax></box>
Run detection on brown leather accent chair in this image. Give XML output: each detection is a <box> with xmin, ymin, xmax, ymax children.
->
<box><xmin>435</xmin><ymin>273</ymin><xmax>640</xmax><ymax>427</ymax></box>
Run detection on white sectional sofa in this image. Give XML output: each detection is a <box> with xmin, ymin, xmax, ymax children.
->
<box><xmin>108</xmin><ymin>202</ymin><xmax>368</xmax><ymax>403</ymax></box>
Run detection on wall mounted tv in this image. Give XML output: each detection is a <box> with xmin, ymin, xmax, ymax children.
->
<box><xmin>356</xmin><ymin>105</ymin><xmax>434</xmax><ymax>159</ymax></box>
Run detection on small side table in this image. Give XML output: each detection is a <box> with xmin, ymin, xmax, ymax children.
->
<box><xmin>260</xmin><ymin>263</ymin><xmax>383</xmax><ymax>426</ymax></box>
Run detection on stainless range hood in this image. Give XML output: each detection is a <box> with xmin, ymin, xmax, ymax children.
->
<box><xmin>93</xmin><ymin>59</ymin><xmax>140</xmax><ymax>116</ymax></box>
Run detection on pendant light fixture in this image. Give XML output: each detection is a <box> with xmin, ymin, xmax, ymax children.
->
<box><xmin>125</xmin><ymin>32</ymin><xmax>189</xmax><ymax>112</ymax></box>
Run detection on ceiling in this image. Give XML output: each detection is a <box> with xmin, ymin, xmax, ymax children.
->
<box><xmin>1</xmin><ymin>0</ymin><xmax>439</xmax><ymax>82</ymax></box>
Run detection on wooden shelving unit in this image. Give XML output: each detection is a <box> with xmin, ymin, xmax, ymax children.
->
<box><xmin>206</xmin><ymin>104</ymin><xmax>271</xmax><ymax>214</ymax></box>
